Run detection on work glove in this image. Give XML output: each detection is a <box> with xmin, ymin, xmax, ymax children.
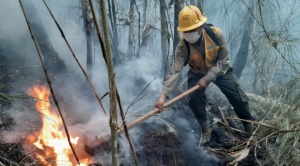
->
<box><xmin>154</xmin><ymin>94</ymin><xmax>166</xmax><ymax>111</ymax></box>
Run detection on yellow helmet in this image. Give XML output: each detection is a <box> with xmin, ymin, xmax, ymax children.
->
<box><xmin>177</xmin><ymin>5</ymin><xmax>207</xmax><ymax>32</ymax></box>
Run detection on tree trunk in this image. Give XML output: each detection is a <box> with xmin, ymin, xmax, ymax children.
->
<box><xmin>107</xmin><ymin>0</ymin><xmax>122</xmax><ymax>65</ymax></box>
<box><xmin>133</xmin><ymin>0</ymin><xmax>141</xmax><ymax>58</ymax></box>
<box><xmin>81</xmin><ymin>0</ymin><xmax>94</xmax><ymax>79</ymax></box>
<box><xmin>173</xmin><ymin>0</ymin><xmax>184</xmax><ymax>57</ymax></box>
<box><xmin>190</xmin><ymin>0</ymin><xmax>204</xmax><ymax>13</ymax></box>
<box><xmin>190</xmin><ymin>0</ymin><xmax>195</xmax><ymax>5</ymax></box>
<box><xmin>197</xmin><ymin>0</ymin><xmax>204</xmax><ymax>13</ymax></box>
<box><xmin>111</xmin><ymin>0</ymin><xmax>118</xmax><ymax>41</ymax></box>
<box><xmin>111</xmin><ymin>0</ymin><xmax>121</xmax><ymax>64</ymax></box>
<box><xmin>22</xmin><ymin>0</ymin><xmax>67</xmax><ymax>76</ymax></box>
<box><xmin>107</xmin><ymin>0</ymin><xmax>114</xmax><ymax>29</ymax></box>
<box><xmin>140</xmin><ymin>0</ymin><xmax>151</xmax><ymax>49</ymax></box>
<box><xmin>160</xmin><ymin>0</ymin><xmax>168</xmax><ymax>71</ymax></box>
<box><xmin>232</xmin><ymin>30</ymin><xmax>252</xmax><ymax>78</ymax></box>
<box><xmin>127</xmin><ymin>0</ymin><xmax>135</xmax><ymax>57</ymax></box>
<box><xmin>99</xmin><ymin>0</ymin><xmax>118</xmax><ymax>165</ymax></box>
<box><xmin>233</xmin><ymin>1</ymin><xmax>255</xmax><ymax>79</ymax></box>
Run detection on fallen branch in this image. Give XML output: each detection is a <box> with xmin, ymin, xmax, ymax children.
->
<box><xmin>219</xmin><ymin>107</ymin><xmax>237</xmax><ymax>136</ymax></box>
<box><xmin>215</xmin><ymin>118</ymin><xmax>249</xmax><ymax>135</ymax></box>
<box><xmin>254</xmin><ymin>143</ymin><xmax>263</xmax><ymax>166</ymax></box>
<box><xmin>206</xmin><ymin>147</ymin><xmax>232</xmax><ymax>156</ymax></box>
<box><xmin>226</xmin><ymin>117</ymin><xmax>278</xmax><ymax>130</ymax></box>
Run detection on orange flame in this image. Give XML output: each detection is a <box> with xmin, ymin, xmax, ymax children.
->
<box><xmin>27</xmin><ymin>85</ymin><xmax>90</xmax><ymax>166</ymax></box>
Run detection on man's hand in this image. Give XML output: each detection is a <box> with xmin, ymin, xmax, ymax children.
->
<box><xmin>197</xmin><ymin>78</ymin><xmax>209</xmax><ymax>89</ymax></box>
<box><xmin>154</xmin><ymin>94</ymin><xmax>166</xmax><ymax>111</ymax></box>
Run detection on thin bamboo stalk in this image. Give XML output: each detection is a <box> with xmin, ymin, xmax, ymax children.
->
<box><xmin>89</xmin><ymin>0</ymin><xmax>107</xmax><ymax>64</ymax></box>
<box><xmin>89</xmin><ymin>1</ymin><xmax>137</xmax><ymax>165</ymax></box>
<box><xmin>18</xmin><ymin>0</ymin><xmax>80</xmax><ymax>164</ymax></box>
<box><xmin>116</xmin><ymin>92</ymin><xmax>138</xmax><ymax>166</ymax></box>
<box><xmin>98</xmin><ymin>0</ymin><xmax>118</xmax><ymax>165</ymax></box>
<box><xmin>42</xmin><ymin>0</ymin><xmax>107</xmax><ymax>116</ymax></box>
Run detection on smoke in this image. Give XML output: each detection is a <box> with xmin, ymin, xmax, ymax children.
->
<box><xmin>0</xmin><ymin>0</ymin><xmax>221</xmax><ymax>165</ymax></box>
<box><xmin>1</xmin><ymin>106</ymin><xmax>41</xmax><ymax>143</ymax></box>
<box><xmin>0</xmin><ymin>0</ymin><xmax>109</xmax><ymax>162</ymax></box>
<box><xmin>0</xmin><ymin>1</ymin><xmax>28</xmax><ymax>43</ymax></box>
<box><xmin>0</xmin><ymin>0</ymin><xmax>160</xmax><ymax>163</ymax></box>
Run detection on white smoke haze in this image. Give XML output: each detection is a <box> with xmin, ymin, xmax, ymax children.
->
<box><xmin>3</xmin><ymin>0</ymin><xmax>299</xmax><ymax>165</ymax></box>
<box><xmin>0</xmin><ymin>1</ymin><xmax>241</xmax><ymax>165</ymax></box>
<box><xmin>0</xmin><ymin>1</ymin><xmax>28</xmax><ymax>42</ymax></box>
<box><xmin>68</xmin><ymin>112</ymin><xmax>110</xmax><ymax>147</ymax></box>
<box><xmin>0</xmin><ymin>0</ymin><xmax>169</xmax><ymax>164</ymax></box>
<box><xmin>1</xmin><ymin>106</ymin><xmax>41</xmax><ymax>143</ymax></box>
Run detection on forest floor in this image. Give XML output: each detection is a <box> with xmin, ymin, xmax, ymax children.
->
<box><xmin>0</xmin><ymin>83</ymin><xmax>268</xmax><ymax>166</ymax></box>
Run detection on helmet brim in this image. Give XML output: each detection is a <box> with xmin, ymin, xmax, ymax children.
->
<box><xmin>177</xmin><ymin>17</ymin><xmax>207</xmax><ymax>32</ymax></box>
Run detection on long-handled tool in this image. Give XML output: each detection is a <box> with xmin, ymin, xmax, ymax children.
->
<box><xmin>118</xmin><ymin>85</ymin><xmax>200</xmax><ymax>133</ymax></box>
<box><xmin>85</xmin><ymin>85</ymin><xmax>200</xmax><ymax>155</ymax></box>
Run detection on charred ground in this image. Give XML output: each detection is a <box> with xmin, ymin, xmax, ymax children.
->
<box><xmin>0</xmin><ymin>80</ymin><xmax>268</xmax><ymax>165</ymax></box>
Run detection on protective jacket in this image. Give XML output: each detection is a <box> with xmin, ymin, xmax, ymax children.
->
<box><xmin>162</xmin><ymin>26</ymin><xmax>230</xmax><ymax>97</ymax></box>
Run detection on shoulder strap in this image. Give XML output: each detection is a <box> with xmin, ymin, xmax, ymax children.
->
<box><xmin>183</xmin><ymin>23</ymin><xmax>218</xmax><ymax>66</ymax></box>
<box><xmin>204</xmin><ymin>23</ymin><xmax>219</xmax><ymax>46</ymax></box>
<box><xmin>183</xmin><ymin>40</ymin><xmax>190</xmax><ymax>66</ymax></box>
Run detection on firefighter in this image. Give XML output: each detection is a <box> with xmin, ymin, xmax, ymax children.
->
<box><xmin>154</xmin><ymin>5</ymin><xmax>255</xmax><ymax>144</ymax></box>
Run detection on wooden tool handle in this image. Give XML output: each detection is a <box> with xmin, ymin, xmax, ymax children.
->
<box><xmin>118</xmin><ymin>85</ymin><xmax>200</xmax><ymax>133</ymax></box>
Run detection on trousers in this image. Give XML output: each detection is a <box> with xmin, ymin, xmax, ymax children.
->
<box><xmin>188</xmin><ymin>67</ymin><xmax>254</xmax><ymax>129</ymax></box>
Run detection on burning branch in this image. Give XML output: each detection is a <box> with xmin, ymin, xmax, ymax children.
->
<box><xmin>18</xmin><ymin>0</ymin><xmax>80</xmax><ymax>165</ymax></box>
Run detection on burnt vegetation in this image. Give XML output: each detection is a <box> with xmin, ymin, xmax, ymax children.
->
<box><xmin>1</xmin><ymin>0</ymin><xmax>300</xmax><ymax>166</ymax></box>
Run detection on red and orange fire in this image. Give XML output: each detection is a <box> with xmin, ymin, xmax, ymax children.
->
<box><xmin>27</xmin><ymin>85</ymin><xmax>90</xmax><ymax>165</ymax></box>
